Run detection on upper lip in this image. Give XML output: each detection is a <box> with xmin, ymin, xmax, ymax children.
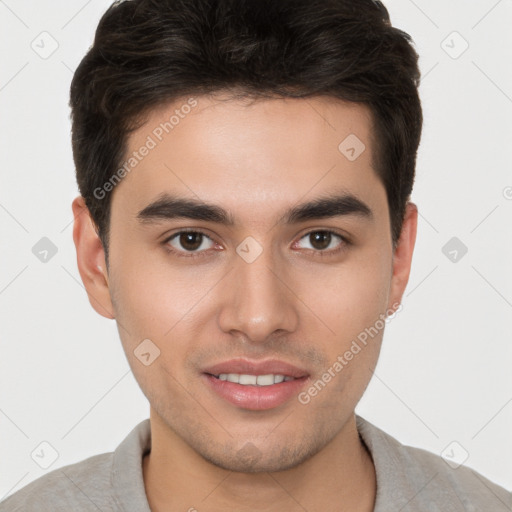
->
<box><xmin>203</xmin><ymin>358</ymin><xmax>309</xmax><ymax>378</ymax></box>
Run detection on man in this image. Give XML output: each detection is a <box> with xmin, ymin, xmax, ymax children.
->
<box><xmin>2</xmin><ymin>0</ymin><xmax>510</xmax><ymax>510</ymax></box>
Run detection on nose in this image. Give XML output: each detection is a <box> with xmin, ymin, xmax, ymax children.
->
<box><xmin>217</xmin><ymin>242</ymin><xmax>300</xmax><ymax>344</ymax></box>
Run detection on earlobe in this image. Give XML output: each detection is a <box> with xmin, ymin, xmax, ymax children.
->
<box><xmin>387</xmin><ymin>202</ymin><xmax>418</xmax><ymax>311</ymax></box>
<box><xmin>71</xmin><ymin>196</ymin><xmax>115</xmax><ymax>320</ymax></box>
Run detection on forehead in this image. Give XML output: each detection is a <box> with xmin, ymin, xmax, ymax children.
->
<box><xmin>111</xmin><ymin>94</ymin><xmax>386</xmax><ymax>226</ymax></box>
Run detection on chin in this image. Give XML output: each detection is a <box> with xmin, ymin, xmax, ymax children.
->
<box><xmin>196</xmin><ymin>439</ymin><xmax>320</xmax><ymax>474</ymax></box>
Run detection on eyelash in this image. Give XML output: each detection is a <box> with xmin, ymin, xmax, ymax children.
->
<box><xmin>161</xmin><ymin>228</ymin><xmax>351</xmax><ymax>259</ymax></box>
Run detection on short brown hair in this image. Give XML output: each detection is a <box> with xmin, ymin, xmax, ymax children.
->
<box><xmin>69</xmin><ymin>0</ymin><xmax>423</xmax><ymax>263</ymax></box>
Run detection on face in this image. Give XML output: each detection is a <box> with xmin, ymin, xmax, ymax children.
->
<box><xmin>74</xmin><ymin>94</ymin><xmax>417</xmax><ymax>473</ymax></box>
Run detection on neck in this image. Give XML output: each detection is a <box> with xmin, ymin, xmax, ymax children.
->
<box><xmin>142</xmin><ymin>409</ymin><xmax>376</xmax><ymax>512</ymax></box>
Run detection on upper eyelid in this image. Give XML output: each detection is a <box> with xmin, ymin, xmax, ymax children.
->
<box><xmin>164</xmin><ymin>228</ymin><xmax>215</xmax><ymax>244</ymax></box>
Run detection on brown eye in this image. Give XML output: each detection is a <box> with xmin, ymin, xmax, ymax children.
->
<box><xmin>166</xmin><ymin>231</ymin><xmax>215</xmax><ymax>254</ymax></box>
<box><xmin>296</xmin><ymin>230</ymin><xmax>346</xmax><ymax>253</ymax></box>
<box><xmin>309</xmin><ymin>231</ymin><xmax>332</xmax><ymax>250</ymax></box>
<box><xmin>179</xmin><ymin>232</ymin><xmax>203</xmax><ymax>251</ymax></box>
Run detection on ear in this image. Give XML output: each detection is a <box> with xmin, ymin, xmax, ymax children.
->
<box><xmin>71</xmin><ymin>196</ymin><xmax>115</xmax><ymax>319</ymax></box>
<box><xmin>387</xmin><ymin>202</ymin><xmax>418</xmax><ymax>313</ymax></box>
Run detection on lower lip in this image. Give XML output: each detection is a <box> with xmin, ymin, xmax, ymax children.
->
<box><xmin>203</xmin><ymin>374</ymin><xmax>308</xmax><ymax>411</ymax></box>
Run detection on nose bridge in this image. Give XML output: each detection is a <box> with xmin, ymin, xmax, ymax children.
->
<box><xmin>218</xmin><ymin>236</ymin><xmax>299</xmax><ymax>342</ymax></box>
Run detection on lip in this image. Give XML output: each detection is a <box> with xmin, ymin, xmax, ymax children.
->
<box><xmin>203</xmin><ymin>358</ymin><xmax>309</xmax><ymax>379</ymax></box>
<box><xmin>202</xmin><ymin>358</ymin><xmax>310</xmax><ymax>411</ymax></box>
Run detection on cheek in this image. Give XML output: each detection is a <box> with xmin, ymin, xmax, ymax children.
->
<box><xmin>293</xmin><ymin>249</ymin><xmax>391</xmax><ymax>402</ymax></box>
<box><xmin>296</xmin><ymin>250</ymin><xmax>392</xmax><ymax>337</ymax></box>
<box><xmin>108</xmin><ymin>249</ymin><xmax>222</xmax><ymax>362</ymax></box>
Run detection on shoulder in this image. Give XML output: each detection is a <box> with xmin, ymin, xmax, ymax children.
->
<box><xmin>0</xmin><ymin>452</ymin><xmax>119</xmax><ymax>512</ymax></box>
<box><xmin>400</xmin><ymin>442</ymin><xmax>511</xmax><ymax>510</ymax></box>
<box><xmin>0</xmin><ymin>419</ymin><xmax>151</xmax><ymax>512</ymax></box>
<box><xmin>357</xmin><ymin>415</ymin><xmax>512</xmax><ymax>511</ymax></box>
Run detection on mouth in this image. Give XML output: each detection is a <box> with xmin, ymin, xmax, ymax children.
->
<box><xmin>202</xmin><ymin>359</ymin><xmax>310</xmax><ymax>411</ymax></box>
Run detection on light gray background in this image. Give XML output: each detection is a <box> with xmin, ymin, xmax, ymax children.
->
<box><xmin>1</xmin><ymin>0</ymin><xmax>511</xmax><ymax>499</ymax></box>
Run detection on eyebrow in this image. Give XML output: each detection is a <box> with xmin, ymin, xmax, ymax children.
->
<box><xmin>136</xmin><ymin>191</ymin><xmax>373</xmax><ymax>226</ymax></box>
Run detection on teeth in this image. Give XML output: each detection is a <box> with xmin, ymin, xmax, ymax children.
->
<box><xmin>256</xmin><ymin>374</ymin><xmax>274</xmax><ymax>386</ymax></box>
<box><xmin>239</xmin><ymin>374</ymin><xmax>257</xmax><ymax>385</ymax></box>
<box><xmin>216</xmin><ymin>373</ymin><xmax>293</xmax><ymax>386</ymax></box>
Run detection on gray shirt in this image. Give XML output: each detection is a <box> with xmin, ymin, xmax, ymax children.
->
<box><xmin>1</xmin><ymin>416</ymin><xmax>510</xmax><ymax>511</ymax></box>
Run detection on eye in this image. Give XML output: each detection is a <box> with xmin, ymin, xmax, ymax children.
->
<box><xmin>294</xmin><ymin>230</ymin><xmax>348</xmax><ymax>255</ymax></box>
<box><xmin>164</xmin><ymin>230</ymin><xmax>216</xmax><ymax>257</ymax></box>
<box><xmin>162</xmin><ymin>229</ymin><xmax>350</xmax><ymax>259</ymax></box>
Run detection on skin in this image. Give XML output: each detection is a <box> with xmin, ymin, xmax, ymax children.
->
<box><xmin>72</xmin><ymin>94</ymin><xmax>417</xmax><ymax>512</ymax></box>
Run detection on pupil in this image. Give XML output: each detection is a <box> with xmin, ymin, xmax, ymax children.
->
<box><xmin>311</xmin><ymin>231</ymin><xmax>330</xmax><ymax>250</ymax></box>
<box><xmin>180</xmin><ymin>232</ymin><xmax>202</xmax><ymax>251</ymax></box>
